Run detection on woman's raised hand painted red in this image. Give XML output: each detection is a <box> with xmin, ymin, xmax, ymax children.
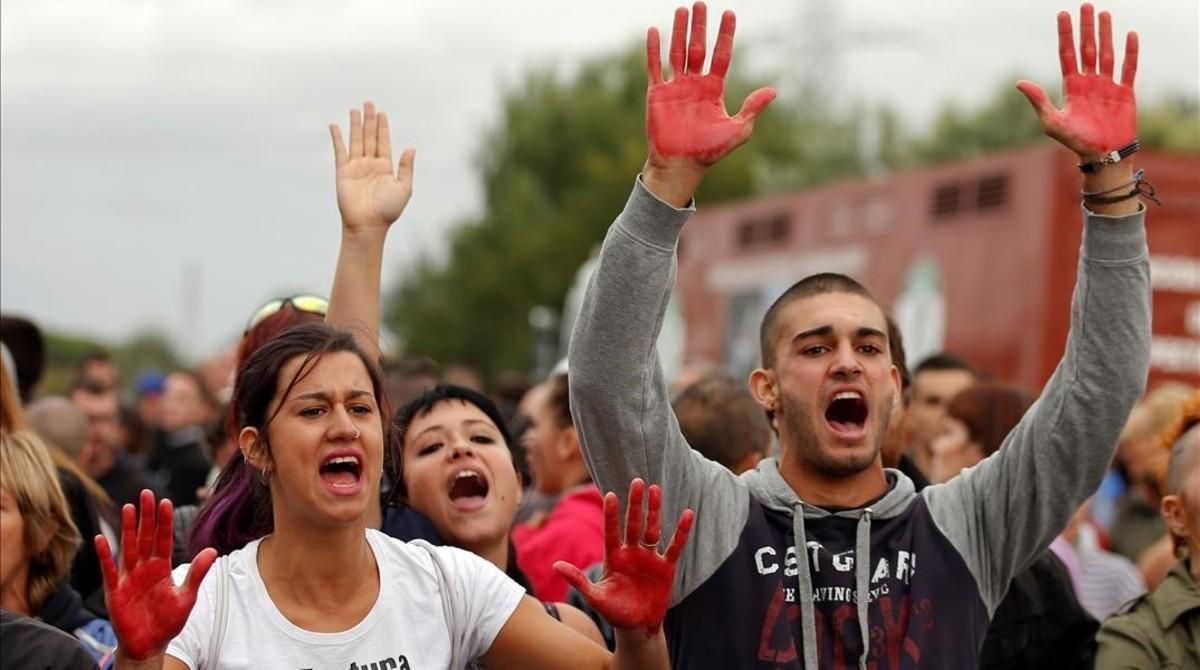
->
<box><xmin>95</xmin><ymin>490</ymin><xmax>217</xmax><ymax>661</ymax></box>
<box><xmin>1016</xmin><ymin>3</ymin><xmax>1138</xmax><ymax>159</ymax></box>
<box><xmin>645</xmin><ymin>2</ymin><xmax>776</xmax><ymax>168</ymax></box>
<box><xmin>554</xmin><ymin>479</ymin><xmax>695</xmax><ymax>635</ymax></box>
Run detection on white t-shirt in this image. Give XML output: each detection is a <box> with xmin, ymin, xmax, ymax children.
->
<box><xmin>167</xmin><ymin>529</ymin><xmax>524</xmax><ymax>670</ymax></box>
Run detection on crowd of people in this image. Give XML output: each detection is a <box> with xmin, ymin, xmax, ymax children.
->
<box><xmin>1</xmin><ymin>2</ymin><xmax>1196</xmax><ymax>668</ymax></box>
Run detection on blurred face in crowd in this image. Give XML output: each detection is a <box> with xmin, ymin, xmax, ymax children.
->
<box><xmin>244</xmin><ymin>352</ymin><xmax>384</xmax><ymax>529</ymax></box>
<box><xmin>401</xmin><ymin>400</ymin><xmax>521</xmax><ymax>556</ymax></box>
<box><xmin>160</xmin><ymin>372</ymin><xmax>214</xmax><ymax>433</ymax></box>
<box><xmin>80</xmin><ymin>359</ymin><xmax>118</xmax><ymax>392</ymax></box>
<box><xmin>521</xmin><ymin>391</ymin><xmax>577</xmax><ymax>496</ymax></box>
<box><xmin>928</xmin><ymin>415</ymin><xmax>985</xmax><ymax>484</ymax></box>
<box><xmin>138</xmin><ymin>392</ymin><xmax>163</xmax><ymax>428</ymax></box>
<box><xmin>905</xmin><ymin>368</ymin><xmax>976</xmax><ymax>452</ymax></box>
<box><xmin>70</xmin><ymin>389</ymin><xmax>120</xmax><ymax>477</ymax></box>
<box><xmin>0</xmin><ymin>486</ymin><xmax>30</xmax><ymax>612</ymax></box>
<box><xmin>753</xmin><ymin>292</ymin><xmax>899</xmax><ymax>480</ymax></box>
<box><xmin>1162</xmin><ymin>425</ymin><xmax>1200</xmax><ymax>577</ymax></box>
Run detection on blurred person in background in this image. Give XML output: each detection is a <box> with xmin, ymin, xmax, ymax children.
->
<box><xmin>117</xmin><ymin>403</ymin><xmax>152</xmax><ymax>467</ymax></box>
<box><xmin>490</xmin><ymin>369</ymin><xmax>531</xmax><ymax>430</ymax></box>
<box><xmin>70</xmin><ymin>377</ymin><xmax>156</xmax><ymax>508</ymax></box>
<box><xmin>0</xmin><ymin>314</ymin><xmax>47</xmax><ymax>403</ymax></box>
<box><xmin>75</xmin><ymin>349</ymin><xmax>118</xmax><ymax>393</ymax></box>
<box><xmin>1097</xmin><ymin>390</ymin><xmax>1200</xmax><ymax>667</ymax></box>
<box><xmin>148</xmin><ymin>370</ymin><xmax>216</xmax><ymax>507</ymax></box>
<box><xmin>672</xmin><ymin>374</ymin><xmax>772</xmax><ymax>475</ymax></box>
<box><xmin>134</xmin><ymin>371</ymin><xmax>168</xmax><ymax>463</ymax></box>
<box><xmin>0</xmin><ymin>429</ymin><xmax>117</xmax><ymax>668</ymax></box>
<box><xmin>25</xmin><ymin>395</ymin><xmax>117</xmax><ymax>611</ymax></box>
<box><xmin>903</xmin><ymin>353</ymin><xmax>978</xmax><ymax>477</ymax></box>
<box><xmin>135</xmin><ymin>371</ymin><xmax>167</xmax><ymax>429</ymax></box>
<box><xmin>929</xmin><ymin>382</ymin><xmax>1099</xmax><ymax>668</ymax></box>
<box><xmin>670</xmin><ymin>359</ymin><xmax>720</xmax><ymax>399</ymax></box>
<box><xmin>879</xmin><ymin>315</ymin><xmax>930</xmax><ymax>490</ymax></box>
<box><xmin>511</xmin><ymin>373</ymin><xmax>604</xmax><ymax>603</ymax></box>
<box><xmin>444</xmin><ymin>361</ymin><xmax>485</xmax><ymax>393</ymax></box>
<box><xmin>1051</xmin><ymin>501</ymin><xmax>1146</xmax><ymax>620</ymax></box>
<box><xmin>395</xmin><ymin>384</ymin><xmax>606</xmax><ymax>645</ymax></box>
<box><xmin>1108</xmin><ymin>384</ymin><xmax>1194</xmax><ymax>567</ymax></box>
<box><xmin>511</xmin><ymin>380</ymin><xmax>550</xmax><ymax>522</ymax></box>
<box><xmin>383</xmin><ymin>354</ymin><xmax>440</xmax><ymax>410</ymax></box>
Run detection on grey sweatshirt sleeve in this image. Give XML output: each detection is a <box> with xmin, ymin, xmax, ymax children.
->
<box><xmin>924</xmin><ymin>204</ymin><xmax>1151</xmax><ymax>614</ymax></box>
<box><xmin>568</xmin><ymin>177</ymin><xmax>750</xmax><ymax>605</ymax></box>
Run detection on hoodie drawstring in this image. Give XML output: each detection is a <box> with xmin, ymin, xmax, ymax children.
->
<box><xmin>792</xmin><ymin>503</ymin><xmax>819</xmax><ymax>670</ymax></box>
<box><xmin>855</xmin><ymin>509</ymin><xmax>873</xmax><ymax>670</ymax></box>
<box><xmin>793</xmin><ymin>504</ymin><xmax>874</xmax><ymax>670</ymax></box>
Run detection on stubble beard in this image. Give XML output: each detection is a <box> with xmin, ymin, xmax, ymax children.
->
<box><xmin>779</xmin><ymin>389</ymin><xmax>893</xmax><ymax>479</ymax></box>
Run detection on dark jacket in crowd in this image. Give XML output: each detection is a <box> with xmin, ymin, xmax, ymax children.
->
<box><xmin>0</xmin><ymin>610</ymin><xmax>96</xmax><ymax>670</ymax></box>
<box><xmin>980</xmin><ymin>550</ymin><xmax>1098</xmax><ymax>669</ymax></box>
<box><xmin>36</xmin><ymin>581</ymin><xmax>117</xmax><ymax>669</ymax></box>
<box><xmin>1096</xmin><ymin>559</ymin><xmax>1200</xmax><ymax>668</ymax></box>
<box><xmin>148</xmin><ymin>426</ymin><xmax>212</xmax><ymax>507</ymax></box>
<box><xmin>98</xmin><ymin>450</ymin><xmax>159</xmax><ymax>509</ymax></box>
<box><xmin>56</xmin><ymin>466</ymin><xmax>107</xmax><ymax>608</ymax></box>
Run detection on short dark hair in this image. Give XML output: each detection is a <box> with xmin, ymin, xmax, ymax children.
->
<box><xmin>912</xmin><ymin>353</ymin><xmax>975</xmax><ymax>378</ymax></box>
<box><xmin>673</xmin><ymin>375</ymin><xmax>772</xmax><ymax>472</ymax></box>
<box><xmin>543</xmin><ymin>373</ymin><xmax>572</xmax><ymax>429</ymax></box>
<box><xmin>392</xmin><ymin>384</ymin><xmax>516</xmax><ymax>501</ymax></box>
<box><xmin>759</xmin><ymin>273</ymin><xmax>877</xmax><ymax>368</ymax></box>
<box><xmin>385</xmin><ymin>355</ymin><xmax>441</xmax><ymax>379</ymax></box>
<box><xmin>885</xmin><ymin>314</ymin><xmax>911</xmax><ymax>394</ymax></box>
<box><xmin>0</xmin><ymin>315</ymin><xmax>46</xmax><ymax>402</ymax></box>
<box><xmin>79</xmin><ymin>349</ymin><xmax>112</xmax><ymax>367</ymax></box>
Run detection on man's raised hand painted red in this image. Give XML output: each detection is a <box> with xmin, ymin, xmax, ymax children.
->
<box><xmin>1017</xmin><ymin>3</ymin><xmax>1138</xmax><ymax>160</ymax></box>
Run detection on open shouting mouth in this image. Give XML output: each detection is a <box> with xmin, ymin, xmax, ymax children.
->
<box><xmin>446</xmin><ymin>467</ymin><xmax>490</xmax><ymax>513</ymax></box>
<box><xmin>319</xmin><ymin>450</ymin><xmax>364</xmax><ymax>495</ymax></box>
<box><xmin>824</xmin><ymin>389</ymin><xmax>869</xmax><ymax>442</ymax></box>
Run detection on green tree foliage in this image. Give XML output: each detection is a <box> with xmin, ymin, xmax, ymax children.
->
<box><xmin>1139</xmin><ymin>94</ymin><xmax>1200</xmax><ymax>153</ymax></box>
<box><xmin>385</xmin><ymin>45</ymin><xmax>842</xmax><ymax>378</ymax></box>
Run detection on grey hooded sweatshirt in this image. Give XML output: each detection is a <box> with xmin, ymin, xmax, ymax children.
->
<box><xmin>568</xmin><ymin>178</ymin><xmax>1151</xmax><ymax>669</ymax></box>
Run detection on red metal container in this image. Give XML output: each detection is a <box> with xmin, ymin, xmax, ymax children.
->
<box><xmin>676</xmin><ymin>145</ymin><xmax>1200</xmax><ymax>390</ymax></box>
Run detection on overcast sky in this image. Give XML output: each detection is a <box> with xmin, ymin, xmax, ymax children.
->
<box><xmin>2</xmin><ymin>0</ymin><xmax>1197</xmax><ymax>360</ymax></box>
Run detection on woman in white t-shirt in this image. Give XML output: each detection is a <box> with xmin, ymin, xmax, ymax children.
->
<box><xmin>93</xmin><ymin>323</ymin><xmax>692</xmax><ymax>669</ymax></box>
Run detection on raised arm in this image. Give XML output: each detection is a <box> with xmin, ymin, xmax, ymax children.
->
<box><xmin>96</xmin><ymin>491</ymin><xmax>215</xmax><ymax>670</ymax></box>
<box><xmin>925</xmin><ymin>3</ymin><xmax>1151</xmax><ymax>613</ymax></box>
<box><xmin>326</xmin><ymin>101</ymin><xmax>416</xmax><ymax>361</ymax></box>
<box><xmin>568</xmin><ymin>1</ymin><xmax>774</xmax><ymax>603</ymax></box>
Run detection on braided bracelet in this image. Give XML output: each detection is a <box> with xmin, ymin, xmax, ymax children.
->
<box><xmin>1082</xmin><ymin>171</ymin><xmax>1162</xmax><ymax>206</ymax></box>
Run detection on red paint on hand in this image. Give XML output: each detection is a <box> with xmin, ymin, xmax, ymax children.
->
<box><xmin>95</xmin><ymin>490</ymin><xmax>216</xmax><ymax>661</ymax></box>
<box><xmin>553</xmin><ymin>479</ymin><xmax>695</xmax><ymax>635</ymax></box>
<box><xmin>644</xmin><ymin>3</ymin><xmax>775</xmax><ymax>167</ymax></box>
<box><xmin>1016</xmin><ymin>4</ymin><xmax>1138</xmax><ymax>158</ymax></box>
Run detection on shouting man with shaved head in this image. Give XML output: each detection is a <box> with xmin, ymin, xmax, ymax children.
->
<box><xmin>567</xmin><ymin>3</ymin><xmax>1153</xmax><ymax>667</ymax></box>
